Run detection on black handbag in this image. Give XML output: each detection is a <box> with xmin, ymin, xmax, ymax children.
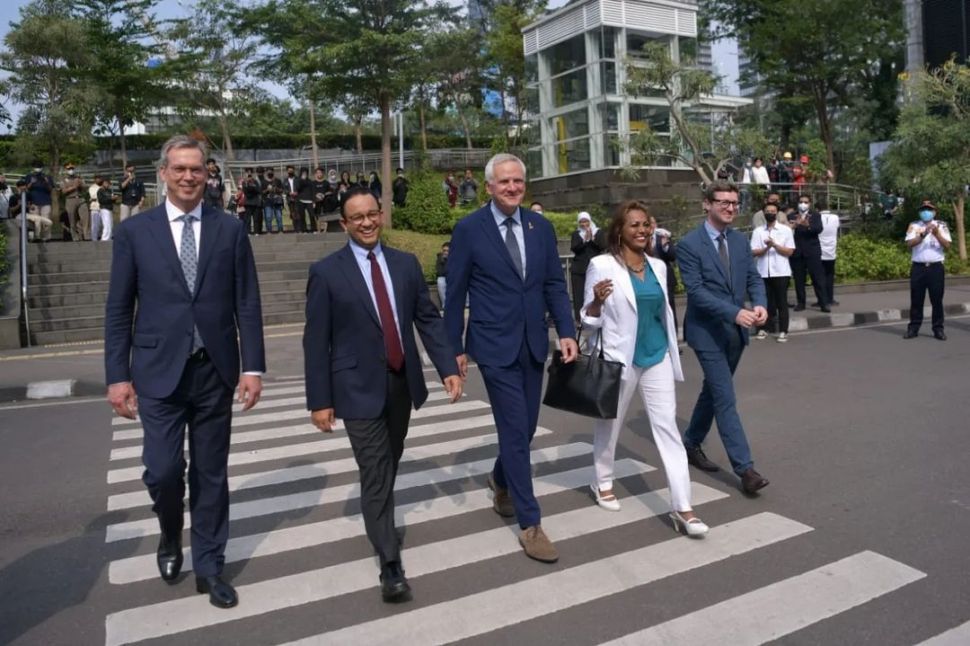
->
<box><xmin>542</xmin><ymin>328</ymin><xmax>623</xmax><ymax>419</ymax></box>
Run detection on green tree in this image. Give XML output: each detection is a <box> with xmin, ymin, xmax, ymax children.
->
<box><xmin>881</xmin><ymin>59</ymin><xmax>970</xmax><ymax>261</ymax></box>
<box><xmin>163</xmin><ymin>0</ymin><xmax>265</xmax><ymax>161</ymax></box>
<box><xmin>704</xmin><ymin>0</ymin><xmax>904</xmax><ymax>175</ymax></box>
<box><xmin>483</xmin><ymin>0</ymin><xmax>546</xmax><ymax>148</ymax></box>
<box><xmin>0</xmin><ymin>0</ymin><xmax>95</xmax><ymax>173</ymax></box>
<box><xmin>625</xmin><ymin>42</ymin><xmax>773</xmax><ymax>185</ymax></box>
<box><xmin>249</xmin><ymin>0</ymin><xmax>454</xmax><ymax>225</ymax></box>
<box><xmin>75</xmin><ymin>0</ymin><xmax>168</xmax><ymax>169</ymax></box>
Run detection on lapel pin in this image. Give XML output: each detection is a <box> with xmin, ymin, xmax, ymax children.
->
<box><xmin>528</xmin><ymin>222</ymin><xmax>534</xmax><ymax>230</ymax></box>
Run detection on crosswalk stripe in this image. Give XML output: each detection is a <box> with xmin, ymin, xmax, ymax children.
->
<box><xmin>103</xmin><ymin>484</ymin><xmax>730</xmax><ymax>646</ymax></box>
<box><xmin>599</xmin><ymin>551</ymin><xmax>925</xmax><ymax>645</ymax></box>
<box><xmin>107</xmin><ymin>458</ymin><xmax>655</xmax><ymax>584</ymax></box>
<box><xmin>110</xmin><ymin>392</ymin><xmax>479</xmax><ymax>438</ymax></box>
<box><xmin>110</xmin><ymin>388</ymin><xmax>460</xmax><ymax>437</ymax></box>
<box><xmin>105</xmin><ymin>439</ymin><xmax>585</xmax><ymax>540</ymax></box>
<box><xmin>106</xmin><ymin>425</ymin><xmax>516</xmax><ymax>510</ymax></box>
<box><xmin>109</xmin><ymin>394</ymin><xmax>474</xmax><ymax>461</ymax></box>
<box><xmin>915</xmin><ymin>620</ymin><xmax>970</xmax><ymax>646</ymax></box>
<box><xmin>107</xmin><ymin>402</ymin><xmax>495</xmax><ymax>482</ymax></box>
<box><xmin>110</xmin><ymin>382</ymin><xmax>448</xmax><ymax>428</ymax></box>
<box><xmin>278</xmin><ymin>512</ymin><xmax>812</xmax><ymax>646</ymax></box>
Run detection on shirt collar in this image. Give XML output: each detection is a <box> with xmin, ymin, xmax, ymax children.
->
<box><xmin>703</xmin><ymin>220</ymin><xmax>725</xmax><ymax>240</ymax></box>
<box><xmin>166</xmin><ymin>199</ymin><xmax>203</xmax><ymax>223</ymax></box>
<box><xmin>349</xmin><ymin>239</ymin><xmax>383</xmax><ymax>262</ymax></box>
<box><xmin>490</xmin><ymin>200</ymin><xmax>521</xmax><ymax>226</ymax></box>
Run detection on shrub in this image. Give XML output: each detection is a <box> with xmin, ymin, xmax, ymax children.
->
<box><xmin>393</xmin><ymin>172</ymin><xmax>462</xmax><ymax>234</ymax></box>
<box><xmin>836</xmin><ymin>234</ymin><xmax>916</xmax><ymax>282</ymax></box>
<box><xmin>0</xmin><ymin>223</ymin><xmax>8</xmax><ymax>311</ymax></box>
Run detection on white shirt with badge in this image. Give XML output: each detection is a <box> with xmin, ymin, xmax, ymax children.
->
<box><xmin>750</xmin><ymin>223</ymin><xmax>795</xmax><ymax>278</ymax></box>
<box><xmin>905</xmin><ymin>220</ymin><xmax>951</xmax><ymax>263</ymax></box>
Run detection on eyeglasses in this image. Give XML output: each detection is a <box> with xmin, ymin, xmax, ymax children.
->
<box><xmin>166</xmin><ymin>165</ymin><xmax>206</xmax><ymax>178</ymax></box>
<box><xmin>345</xmin><ymin>209</ymin><xmax>382</xmax><ymax>225</ymax></box>
<box><xmin>711</xmin><ymin>199</ymin><xmax>739</xmax><ymax>209</ymax></box>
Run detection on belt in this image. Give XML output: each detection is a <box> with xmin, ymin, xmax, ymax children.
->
<box><xmin>913</xmin><ymin>261</ymin><xmax>943</xmax><ymax>267</ymax></box>
<box><xmin>188</xmin><ymin>348</ymin><xmax>209</xmax><ymax>362</ymax></box>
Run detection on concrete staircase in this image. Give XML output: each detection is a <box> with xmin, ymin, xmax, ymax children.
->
<box><xmin>24</xmin><ymin>234</ymin><xmax>347</xmax><ymax>346</ymax></box>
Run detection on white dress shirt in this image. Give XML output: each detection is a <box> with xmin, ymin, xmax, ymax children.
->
<box><xmin>750</xmin><ymin>224</ymin><xmax>794</xmax><ymax>278</ymax></box>
<box><xmin>349</xmin><ymin>240</ymin><xmax>401</xmax><ymax>334</ymax></box>
<box><xmin>906</xmin><ymin>220</ymin><xmax>951</xmax><ymax>263</ymax></box>
<box><xmin>491</xmin><ymin>201</ymin><xmax>527</xmax><ymax>278</ymax></box>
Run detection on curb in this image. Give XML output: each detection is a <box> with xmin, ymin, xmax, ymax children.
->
<box><xmin>789</xmin><ymin>302</ymin><xmax>970</xmax><ymax>331</ymax></box>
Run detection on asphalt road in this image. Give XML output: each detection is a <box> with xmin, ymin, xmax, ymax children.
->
<box><xmin>2</xmin><ymin>318</ymin><xmax>969</xmax><ymax>646</ymax></box>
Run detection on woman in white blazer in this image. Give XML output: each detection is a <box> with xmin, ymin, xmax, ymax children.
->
<box><xmin>582</xmin><ymin>200</ymin><xmax>707</xmax><ymax>537</ymax></box>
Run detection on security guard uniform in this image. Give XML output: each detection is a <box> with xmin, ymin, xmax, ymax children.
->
<box><xmin>904</xmin><ymin>200</ymin><xmax>951</xmax><ymax>340</ymax></box>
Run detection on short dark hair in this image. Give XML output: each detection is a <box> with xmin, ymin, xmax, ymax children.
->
<box><xmin>206</xmin><ymin>157</ymin><xmax>216</xmax><ymax>164</ymax></box>
<box><xmin>396</xmin><ymin>167</ymin><xmax>404</xmax><ymax>173</ymax></box>
<box><xmin>255</xmin><ymin>166</ymin><xmax>264</xmax><ymax>173</ymax></box>
<box><xmin>340</xmin><ymin>185</ymin><xmax>380</xmax><ymax>219</ymax></box>
<box><xmin>286</xmin><ymin>165</ymin><xmax>295</xmax><ymax>170</ymax></box>
<box><xmin>125</xmin><ymin>163</ymin><xmax>135</xmax><ymax>170</ymax></box>
<box><xmin>703</xmin><ymin>180</ymin><xmax>739</xmax><ymax>202</ymax></box>
<box><xmin>529</xmin><ymin>201</ymin><xmax>543</xmax><ymax>210</ymax></box>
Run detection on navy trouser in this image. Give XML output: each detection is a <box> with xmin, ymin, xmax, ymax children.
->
<box><xmin>908</xmin><ymin>261</ymin><xmax>945</xmax><ymax>333</ymax></box>
<box><xmin>479</xmin><ymin>341</ymin><xmax>544</xmax><ymax>529</ymax></box>
<box><xmin>683</xmin><ymin>332</ymin><xmax>754</xmax><ymax>476</ymax></box>
<box><xmin>138</xmin><ymin>354</ymin><xmax>233</xmax><ymax>577</ymax></box>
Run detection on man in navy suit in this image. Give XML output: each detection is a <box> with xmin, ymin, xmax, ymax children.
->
<box><xmin>444</xmin><ymin>153</ymin><xmax>577</xmax><ymax>563</ymax></box>
<box><xmin>677</xmin><ymin>180</ymin><xmax>770</xmax><ymax>495</ymax></box>
<box><xmin>104</xmin><ymin>135</ymin><xmax>265</xmax><ymax>608</ymax></box>
<box><xmin>304</xmin><ymin>186</ymin><xmax>463</xmax><ymax>602</ymax></box>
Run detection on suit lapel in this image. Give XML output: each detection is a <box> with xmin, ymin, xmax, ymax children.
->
<box><xmin>147</xmin><ymin>208</ymin><xmax>192</xmax><ymax>299</ymax></box>
<box><xmin>194</xmin><ymin>208</ymin><xmax>222</xmax><ymax>297</ymax></box>
<box><xmin>611</xmin><ymin>256</ymin><xmax>637</xmax><ymax>313</ymax></box>
<box><xmin>337</xmin><ymin>245</ymin><xmax>382</xmax><ymax>329</ymax></box>
<box><xmin>385</xmin><ymin>247</ymin><xmax>408</xmax><ymax>338</ymax></box>
<box><xmin>522</xmin><ymin>210</ymin><xmax>542</xmax><ymax>286</ymax></box>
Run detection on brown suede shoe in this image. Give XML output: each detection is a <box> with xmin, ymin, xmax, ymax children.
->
<box><xmin>487</xmin><ymin>474</ymin><xmax>515</xmax><ymax>518</ymax></box>
<box><xmin>519</xmin><ymin>525</ymin><xmax>559</xmax><ymax>563</ymax></box>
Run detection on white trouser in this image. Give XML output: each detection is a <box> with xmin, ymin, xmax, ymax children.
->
<box><xmin>592</xmin><ymin>354</ymin><xmax>692</xmax><ymax>512</ymax></box>
<box><xmin>92</xmin><ymin>208</ymin><xmax>113</xmax><ymax>241</ymax></box>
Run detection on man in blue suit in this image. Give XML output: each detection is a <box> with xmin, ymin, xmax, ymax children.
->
<box><xmin>104</xmin><ymin>135</ymin><xmax>265</xmax><ymax>608</ymax></box>
<box><xmin>677</xmin><ymin>180</ymin><xmax>771</xmax><ymax>495</ymax></box>
<box><xmin>304</xmin><ymin>186</ymin><xmax>463</xmax><ymax>602</ymax></box>
<box><xmin>444</xmin><ymin>153</ymin><xmax>577</xmax><ymax>563</ymax></box>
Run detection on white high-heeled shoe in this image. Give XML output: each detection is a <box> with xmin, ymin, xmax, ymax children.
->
<box><xmin>589</xmin><ymin>484</ymin><xmax>621</xmax><ymax>511</ymax></box>
<box><xmin>670</xmin><ymin>510</ymin><xmax>708</xmax><ymax>537</ymax></box>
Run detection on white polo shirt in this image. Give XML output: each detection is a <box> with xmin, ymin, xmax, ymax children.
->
<box><xmin>751</xmin><ymin>224</ymin><xmax>795</xmax><ymax>278</ymax></box>
<box><xmin>906</xmin><ymin>220</ymin><xmax>951</xmax><ymax>263</ymax></box>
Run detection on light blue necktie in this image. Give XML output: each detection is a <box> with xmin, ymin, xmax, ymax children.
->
<box><xmin>178</xmin><ymin>214</ymin><xmax>203</xmax><ymax>352</ymax></box>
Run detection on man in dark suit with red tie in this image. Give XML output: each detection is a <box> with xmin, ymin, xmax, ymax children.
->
<box><xmin>104</xmin><ymin>135</ymin><xmax>265</xmax><ymax>608</ymax></box>
<box><xmin>303</xmin><ymin>185</ymin><xmax>463</xmax><ymax>602</ymax></box>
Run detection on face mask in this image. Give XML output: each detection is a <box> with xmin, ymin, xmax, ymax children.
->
<box><xmin>919</xmin><ymin>210</ymin><xmax>934</xmax><ymax>222</ymax></box>
<box><xmin>67</xmin><ymin>169</ymin><xmax>75</xmax><ymax>175</ymax></box>
<box><xmin>33</xmin><ymin>168</ymin><xmax>42</xmax><ymax>173</ymax></box>
<box><xmin>797</xmin><ymin>203</ymin><xmax>809</xmax><ymax>213</ymax></box>
<box><xmin>765</xmin><ymin>213</ymin><xmax>777</xmax><ymax>223</ymax></box>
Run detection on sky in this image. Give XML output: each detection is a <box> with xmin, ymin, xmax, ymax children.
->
<box><xmin>0</xmin><ymin>0</ymin><xmax>739</xmax><ymax>130</ymax></box>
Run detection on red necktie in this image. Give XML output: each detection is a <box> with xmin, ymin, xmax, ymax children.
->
<box><xmin>368</xmin><ymin>251</ymin><xmax>404</xmax><ymax>372</ymax></box>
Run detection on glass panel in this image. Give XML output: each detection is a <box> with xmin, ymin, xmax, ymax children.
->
<box><xmin>524</xmin><ymin>86</ymin><xmax>539</xmax><ymax>115</ymax></box>
<box><xmin>601</xmin><ymin>26</ymin><xmax>616</xmax><ymax>59</ymax></box>
<box><xmin>600</xmin><ymin>62</ymin><xmax>616</xmax><ymax>94</ymax></box>
<box><xmin>603</xmin><ymin>133</ymin><xmax>620</xmax><ymax>166</ymax></box>
<box><xmin>547</xmin><ymin>34</ymin><xmax>586</xmax><ymax>76</ymax></box>
<box><xmin>525</xmin><ymin>54</ymin><xmax>538</xmax><ymax>84</ymax></box>
<box><xmin>526</xmin><ymin>147</ymin><xmax>544</xmax><ymax>179</ymax></box>
<box><xmin>554</xmin><ymin>138</ymin><xmax>591</xmax><ymax>174</ymax></box>
<box><xmin>677</xmin><ymin>36</ymin><xmax>698</xmax><ymax>64</ymax></box>
<box><xmin>551</xmin><ymin>108</ymin><xmax>589</xmax><ymax>142</ymax></box>
<box><xmin>550</xmin><ymin>68</ymin><xmax>588</xmax><ymax>107</ymax></box>
<box><xmin>599</xmin><ymin>102</ymin><xmax>620</xmax><ymax>132</ymax></box>
<box><xmin>627</xmin><ymin>32</ymin><xmax>670</xmax><ymax>59</ymax></box>
<box><xmin>629</xmin><ymin>104</ymin><xmax>670</xmax><ymax>134</ymax></box>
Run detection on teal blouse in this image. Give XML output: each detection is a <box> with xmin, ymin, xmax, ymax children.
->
<box><xmin>631</xmin><ymin>264</ymin><xmax>668</xmax><ymax>368</ymax></box>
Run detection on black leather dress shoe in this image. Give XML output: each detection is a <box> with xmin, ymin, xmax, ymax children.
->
<box><xmin>934</xmin><ymin>330</ymin><xmax>947</xmax><ymax>341</ymax></box>
<box><xmin>380</xmin><ymin>561</ymin><xmax>412</xmax><ymax>603</ymax></box>
<box><xmin>740</xmin><ymin>468</ymin><xmax>770</xmax><ymax>494</ymax></box>
<box><xmin>903</xmin><ymin>329</ymin><xmax>918</xmax><ymax>339</ymax></box>
<box><xmin>156</xmin><ymin>535</ymin><xmax>183</xmax><ymax>583</ymax></box>
<box><xmin>685</xmin><ymin>446</ymin><xmax>719</xmax><ymax>472</ymax></box>
<box><xmin>793</xmin><ymin>304</ymin><xmax>806</xmax><ymax>312</ymax></box>
<box><xmin>196</xmin><ymin>575</ymin><xmax>238</xmax><ymax>608</ymax></box>
<box><xmin>820</xmin><ymin>305</ymin><xmax>831</xmax><ymax>313</ymax></box>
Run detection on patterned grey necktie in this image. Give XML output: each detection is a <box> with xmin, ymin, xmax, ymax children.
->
<box><xmin>178</xmin><ymin>214</ymin><xmax>203</xmax><ymax>352</ymax></box>
<box><xmin>502</xmin><ymin>217</ymin><xmax>524</xmax><ymax>279</ymax></box>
